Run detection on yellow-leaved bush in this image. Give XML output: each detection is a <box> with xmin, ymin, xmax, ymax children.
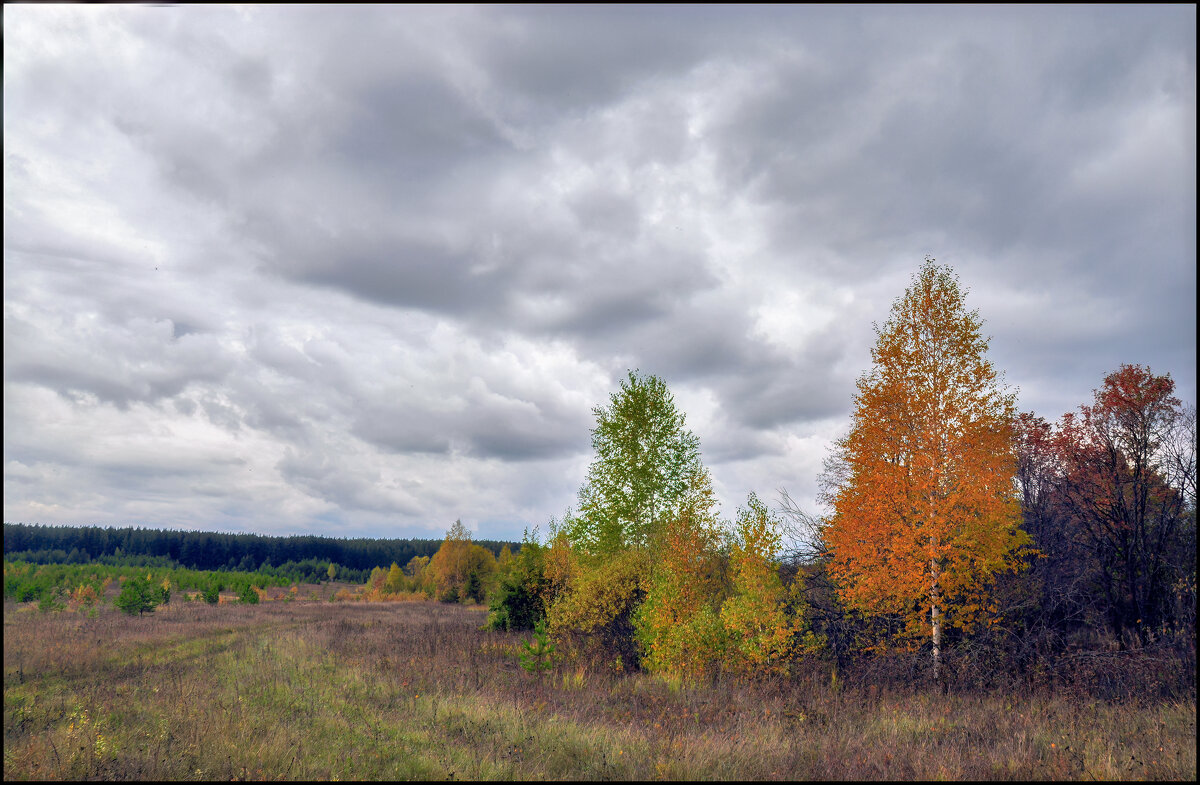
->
<box><xmin>629</xmin><ymin>494</ymin><xmax>822</xmax><ymax>683</ymax></box>
<box><xmin>720</xmin><ymin>493</ymin><xmax>820</xmax><ymax>676</ymax></box>
<box><xmin>633</xmin><ymin>505</ymin><xmax>725</xmax><ymax>682</ymax></box>
<box><xmin>545</xmin><ymin>545</ymin><xmax>647</xmax><ymax>668</ymax></box>
<box><xmin>537</xmin><ymin>370</ymin><xmax>825</xmax><ymax>681</ymax></box>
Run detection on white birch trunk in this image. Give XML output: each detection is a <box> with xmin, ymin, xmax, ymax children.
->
<box><xmin>931</xmin><ymin>557</ymin><xmax>942</xmax><ymax>682</ymax></box>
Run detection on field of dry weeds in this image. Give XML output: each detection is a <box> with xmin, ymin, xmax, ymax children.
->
<box><xmin>4</xmin><ymin>598</ymin><xmax>1195</xmax><ymax>780</ymax></box>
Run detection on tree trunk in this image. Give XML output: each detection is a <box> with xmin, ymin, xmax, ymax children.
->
<box><xmin>931</xmin><ymin>558</ymin><xmax>942</xmax><ymax>682</ymax></box>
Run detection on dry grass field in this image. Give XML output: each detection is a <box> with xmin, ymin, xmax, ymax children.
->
<box><xmin>4</xmin><ymin>597</ymin><xmax>1195</xmax><ymax>780</ymax></box>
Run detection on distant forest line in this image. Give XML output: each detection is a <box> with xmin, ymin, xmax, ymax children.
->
<box><xmin>3</xmin><ymin>522</ymin><xmax>519</xmax><ymax>584</ymax></box>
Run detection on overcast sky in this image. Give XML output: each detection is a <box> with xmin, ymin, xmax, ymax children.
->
<box><xmin>4</xmin><ymin>5</ymin><xmax>1195</xmax><ymax>543</ymax></box>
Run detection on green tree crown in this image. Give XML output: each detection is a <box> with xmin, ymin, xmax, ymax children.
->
<box><xmin>568</xmin><ymin>369</ymin><xmax>713</xmax><ymax>556</ymax></box>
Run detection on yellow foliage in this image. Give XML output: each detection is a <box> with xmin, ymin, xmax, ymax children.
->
<box><xmin>720</xmin><ymin>494</ymin><xmax>794</xmax><ymax>676</ymax></box>
<box><xmin>545</xmin><ymin>546</ymin><xmax>647</xmax><ymax>638</ymax></box>
<box><xmin>634</xmin><ymin>506</ymin><xmax>725</xmax><ymax>681</ymax></box>
<box><xmin>404</xmin><ymin>555</ymin><xmax>431</xmax><ymax>594</ymax></box>
<box><xmin>542</xmin><ymin>529</ymin><xmax>581</xmax><ymax>605</ymax></box>
<box><xmin>427</xmin><ymin>521</ymin><xmax>497</xmax><ymax>603</ymax></box>
<box><xmin>385</xmin><ymin>562</ymin><xmax>405</xmax><ymax>593</ymax></box>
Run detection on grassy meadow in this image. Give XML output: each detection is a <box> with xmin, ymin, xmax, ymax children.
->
<box><xmin>4</xmin><ymin>596</ymin><xmax>1195</xmax><ymax>781</ymax></box>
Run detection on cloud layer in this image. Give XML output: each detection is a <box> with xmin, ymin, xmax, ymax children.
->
<box><xmin>4</xmin><ymin>5</ymin><xmax>1195</xmax><ymax>540</ymax></box>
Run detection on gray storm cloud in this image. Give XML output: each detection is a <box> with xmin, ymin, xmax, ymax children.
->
<box><xmin>4</xmin><ymin>4</ymin><xmax>1194</xmax><ymax>540</ymax></box>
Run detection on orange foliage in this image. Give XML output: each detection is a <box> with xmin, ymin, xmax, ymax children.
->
<box><xmin>69</xmin><ymin>584</ymin><xmax>99</xmax><ymax>607</ymax></box>
<box><xmin>825</xmin><ymin>259</ymin><xmax>1029</xmax><ymax>661</ymax></box>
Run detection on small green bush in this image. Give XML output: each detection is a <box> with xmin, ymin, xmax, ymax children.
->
<box><xmin>38</xmin><ymin>589</ymin><xmax>66</xmax><ymax>614</ymax></box>
<box><xmin>239</xmin><ymin>583</ymin><xmax>260</xmax><ymax>604</ymax></box>
<box><xmin>115</xmin><ymin>577</ymin><xmax>158</xmax><ymax>616</ymax></box>
<box><xmin>519</xmin><ymin>619</ymin><xmax>559</xmax><ymax>674</ymax></box>
<box><xmin>487</xmin><ymin>541</ymin><xmax>548</xmax><ymax>631</ymax></box>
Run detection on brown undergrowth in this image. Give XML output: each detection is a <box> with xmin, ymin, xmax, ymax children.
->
<box><xmin>4</xmin><ymin>599</ymin><xmax>1195</xmax><ymax>780</ymax></box>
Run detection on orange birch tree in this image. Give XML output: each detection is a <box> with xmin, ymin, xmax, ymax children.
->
<box><xmin>824</xmin><ymin>258</ymin><xmax>1029</xmax><ymax>679</ymax></box>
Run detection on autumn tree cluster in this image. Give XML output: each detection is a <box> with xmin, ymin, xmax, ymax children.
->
<box><xmin>364</xmin><ymin>520</ymin><xmax>500</xmax><ymax>603</ymax></box>
<box><xmin>1006</xmin><ymin>365</ymin><xmax>1195</xmax><ymax>649</ymax></box>
<box><xmin>812</xmin><ymin>260</ymin><xmax>1194</xmax><ymax>679</ymax></box>
<box><xmin>488</xmin><ymin>370</ymin><xmax>821</xmax><ymax>682</ymax></box>
<box><xmin>487</xmin><ymin>258</ymin><xmax>1194</xmax><ymax>689</ymax></box>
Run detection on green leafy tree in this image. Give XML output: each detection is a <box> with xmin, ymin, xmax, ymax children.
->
<box><xmin>38</xmin><ymin>588</ymin><xmax>66</xmax><ymax>614</ymax></box>
<box><xmin>567</xmin><ymin>370</ymin><xmax>714</xmax><ymax>555</ymax></box>
<box><xmin>239</xmin><ymin>583</ymin><xmax>260</xmax><ymax>604</ymax></box>
<box><xmin>488</xmin><ymin>536</ymin><xmax>550</xmax><ymax>631</ymax></box>
<box><xmin>115</xmin><ymin>576</ymin><xmax>159</xmax><ymax>616</ymax></box>
<box><xmin>548</xmin><ymin>371</ymin><xmax>723</xmax><ymax>669</ymax></box>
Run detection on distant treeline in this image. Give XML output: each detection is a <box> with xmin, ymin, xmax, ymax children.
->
<box><xmin>3</xmin><ymin>522</ymin><xmax>519</xmax><ymax>583</ymax></box>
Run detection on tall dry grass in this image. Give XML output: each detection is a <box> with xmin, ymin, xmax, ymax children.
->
<box><xmin>4</xmin><ymin>598</ymin><xmax>1195</xmax><ymax>780</ymax></box>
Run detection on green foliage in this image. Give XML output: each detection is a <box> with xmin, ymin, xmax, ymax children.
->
<box><xmin>568</xmin><ymin>370</ymin><xmax>713</xmax><ymax>555</ymax></box>
<box><xmin>518</xmin><ymin>619</ymin><xmax>559</xmax><ymax>674</ymax></box>
<box><xmin>115</xmin><ymin>576</ymin><xmax>159</xmax><ymax>616</ymax></box>
<box><xmin>37</xmin><ymin>588</ymin><xmax>66</xmax><ymax>613</ymax></box>
<box><xmin>549</xmin><ymin>370</ymin><xmax>724</xmax><ymax>669</ymax></box>
<box><xmin>487</xmin><ymin>538</ymin><xmax>549</xmax><ymax>631</ymax></box>
<box><xmin>239</xmin><ymin>583</ymin><xmax>260</xmax><ymax>604</ymax></box>
<box><xmin>464</xmin><ymin>572</ymin><xmax>483</xmax><ymax>604</ymax></box>
<box><xmin>3</xmin><ymin>521</ymin><xmax>521</xmax><ymax>581</ymax></box>
<box><xmin>203</xmin><ymin>582</ymin><xmax>220</xmax><ymax>604</ymax></box>
<box><xmin>3</xmin><ymin>560</ymin><xmax>286</xmax><ymax>607</ymax></box>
